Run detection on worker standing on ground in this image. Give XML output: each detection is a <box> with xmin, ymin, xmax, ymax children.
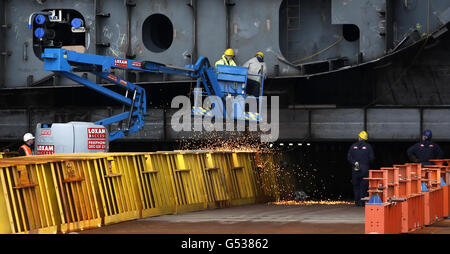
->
<box><xmin>18</xmin><ymin>133</ymin><xmax>35</xmax><ymax>156</ymax></box>
<box><xmin>347</xmin><ymin>131</ymin><xmax>375</xmax><ymax>207</ymax></box>
<box><xmin>215</xmin><ymin>48</ymin><xmax>237</xmax><ymax>68</ymax></box>
<box><xmin>407</xmin><ymin>129</ymin><xmax>443</xmax><ymax>166</ymax></box>
<box><xmin>242</xmin><ymin>51</ymin><xmax>267</xmax><ymax>97</ymax></box>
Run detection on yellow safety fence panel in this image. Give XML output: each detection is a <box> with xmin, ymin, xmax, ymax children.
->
<box><xmin>0</xmin><ymin>161</ymin><xmax>58</xmax><ymax>234</ymax></box>
<box><xmin>224</xmin><ymin>152</ymin><xmax>257</xmax><ymax>206</ymax></box>
<box><xmin>134</xmin><ymin>153</ymin><xmax>177</xmax><ymax>218</ymax></box>
<box><xmin>49</xmin><ymin>159</ymin><xmax>102</xmax><ymax>233</ymax></box>
<box><xmin>254</xmin><ymin>152</ymin><xmax>282</xmax><ymax>202</ymax></box>
<box><xmin>202</xmin><ymin>152</ymin><xmax>230</xmax><ymax>208</ymax></box>
<box><xmin>0</xmin><ymin>150</ymin><xmax>282</xmax><ymax>233</ymax></box>
<box><xmin>88</xmin><ymin>155</ymin><xmax>140</xmax><ymax>225</ymax></box>
<box><xmin>166</xmin><ymin>152</ymin><xmax>207</xmax><ymax>213</ymax></box>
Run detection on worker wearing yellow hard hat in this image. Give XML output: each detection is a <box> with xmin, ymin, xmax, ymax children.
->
<box><xmin>215</xmin><ymin>48</ymin><xmax>237</xmax><ymax>68</ymax></box>
<box><xmin>347</xmin><ymin>130</ymin><xmax>374</xmax><ymax>207</ymax></box>
<box><xmin>358</xmin><ymin>130</ymin><xmax>368</xmax><ymax>140</ymax></box>
<box><xmin>242</xmin><ymin>51</ymin><xmax>267</xmax><ymax>97</ymax></box>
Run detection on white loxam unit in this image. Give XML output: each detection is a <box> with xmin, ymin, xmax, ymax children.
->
<box><xmin>35</xmin><ymin>122</ymin><xmax>109</xmax><ymax>154</ymax></box>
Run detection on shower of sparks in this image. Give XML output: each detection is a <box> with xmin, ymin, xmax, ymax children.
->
<box><xmin>268</xmin><ymin>200</ymin><xmax>354</xmax><ymax>206</ymax></box>
<box><xmin>176</xmin><ymin>130</ymin><xmax>298</xmax><ymax>198</ymax></box>
<box><xmin>175</xmin><ymin>130</ymin><xmax>348</xmax><ymax>201</ymax></box>
<box><xmin>176</xmin><ymin>130</ymin><xmax>276</xmax><ymax>153</ymax></box>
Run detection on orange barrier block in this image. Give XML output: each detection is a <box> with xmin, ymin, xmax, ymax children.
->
<box><xmin>400</xmin><ymin>194</ymin><xmax>424</xmax><ymax>233</ymax></box>
<box><xmin>422</xmin><ymin>191</ymin><xmax>431</xmax><ymax>226</ymax></box>
<box><xmin>382</xmin><ymin>167</ymin><xmax>399</xmax><ymax>200</ymax></box>
<box><xmin>444</xmin><ymin>185</ymin><xmax>449</xmax><ymax>218</ymax></box>
<box><xmin>394</xmin><ymin>164</ymin><xmax>411</xmax><ymax>198</ymax></box>
<box><xmin>365</xmin><ymin>202</ymin><xmax>402</xmax><ymax>234</ymax></box>
<box><xmin>429</xmin><ymin>187</ymin><xmax>444</xmax><ymax>222</ymax></box>
<box><xmin>405</xmin><ymin>163</ymin><xmax>422</xmax><ymax>195</ymax></box>
<box><xmin>367</xmin><ymin>170</ymin><xmax>389</xmax><ymax>203</ymax></box>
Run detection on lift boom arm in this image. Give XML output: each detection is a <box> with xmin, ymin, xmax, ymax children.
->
<box><xmin>41</xmin><ymin>48</ymin><xmax>249</xmax><ymax>141</ymax></box>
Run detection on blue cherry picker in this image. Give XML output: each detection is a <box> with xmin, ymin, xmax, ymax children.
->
<box><xmin>28</xmin><ymin>12</ymin><xmax>264</xmax><ymax>154</ymax></box>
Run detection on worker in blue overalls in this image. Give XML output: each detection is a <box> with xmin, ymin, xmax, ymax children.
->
<box><xmin>347</xmin><ymin>131</ymin><xmax>375</xmax><ymax>207</ymax></box>
<box><xmin>407</xmin><ymin>129</ymin><xmax>443</xmax><ymax>166</ymax></box>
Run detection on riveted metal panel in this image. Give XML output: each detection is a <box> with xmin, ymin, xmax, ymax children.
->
<box><xmin>4</xmin><ymin>0</ymin><xmax>96</xmax><ymax>87</ymax></box>
<box><xmin>367</xmin><ymin>108</ymin><xmax>420</xmax><ymax>140</ymax></box>
<box><xmin>0</xmin><ymin>110</ymin><xmax>28</xmax><ymax>139</ymax></box>
<box><xmin>311</xmin><ymin>108</ymin><xmax>364</xmax><ymax>140</ymax></box>
<box><xmin>423</xmin><ymin>109</ymin><xmax>450</xmax><ymax>141</ymax></box>
<box><xmin>278</xmin><ymin>109</ymin><xmax>309</xmax><ymax>140</ymax></box>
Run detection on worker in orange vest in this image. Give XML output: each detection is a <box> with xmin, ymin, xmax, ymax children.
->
<box><xmin>18</xmin><ymin>133</ymin><xmax>35</xmax><ymax>156</ymax></box>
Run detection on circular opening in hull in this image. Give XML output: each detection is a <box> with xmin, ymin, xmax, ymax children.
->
<box><xmin>142</xmin><ymin>14</ymin><xmax>174</xmax><ymax>53</ymax></box>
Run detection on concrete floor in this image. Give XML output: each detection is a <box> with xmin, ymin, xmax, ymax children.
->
<box><xmin>412</xmin><ymin>219</ymin><xmax>450</xmax><ymax>234</ymax></box>
<box><xmin>80</xmin><ymin>204</ymin><xmax>366</xmax><ymax>234</ymax></box>
<box><xmin>78</xmin><ymin>203</ymin><xmax>450</xmax><ymax>234</ymax></box>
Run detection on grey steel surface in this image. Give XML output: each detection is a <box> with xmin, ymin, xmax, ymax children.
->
<box><xmin>366</xmin><ymin>108</ymin><xmax>420</xmax><ymax>140</ymax></box>
<box><xmin>1</xmin><ymin>0</ymin><xmax>450</xmax><ymax>143</ymax></box>
<box><xmin>0</xmin><ymin>0</ymin><xmax>449</xmax><ymax>87</ymax></box>
<box><xmin>311</xmin><ymin>109</ymin><xmax>364</xmax><ymax>140</ymax></box>
<box><xmin>3</xmin><ymin>107</ymin><xmax>450</xmax><ymax>142</ymax></box>
<box><xmin>79</xmin><ymin>204</ymin><xmax>365</xmax><ymax>234</ymax></box>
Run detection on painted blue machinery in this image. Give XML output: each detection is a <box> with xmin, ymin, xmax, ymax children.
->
<box><xmin>40</xmin><ymin>48</ymin><xmax>263</xmax><ymax>141</ymax></box>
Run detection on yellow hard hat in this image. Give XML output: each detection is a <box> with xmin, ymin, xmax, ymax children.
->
<box><xmin>358</xmin><ymin>131</ymin><xmax>368</xmax><ymax>140</ymax></box>
<box><xmin>255</xmin><ymin>51</ymin><xmax>264</xmax><ymax>58</ymax></box>
<box><xmin>224</xmin><ymin>48</ymin><xmax>235</xmax><ymax>56</ymax></box>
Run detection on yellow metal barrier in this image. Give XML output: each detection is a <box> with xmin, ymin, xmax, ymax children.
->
<box><xmin>254</xmin><ymin>152</ymin><xmax>283</xmax><ymax>202</ymax></box>
<box><xmin>0</xmin><ymin>161</ymin><xmax>58</xmax><ymax>234</ymax></box>
<box><xmin>164</xmin><ymin>151</ymin><xmax>207</xmax><ymax>213</ymax></box>
<box><xmin>48</xmin><ymin>159</ymin><xmax>102</xmax><ymax>233</ymax></box>
<box><xmin>225</xmin><ymin>152</ymin><xmax>258</xmax><ymax>206</ymax></box>
<box><xmin>88</xmin><ymin>155</ymin><xmax>140</xmax><ymax>225</ymax></box>
<box><xmin>0</xmin><ymin>150</ymin><xmax>285</xmax><ymax>233</ymax></box>
<box><xmin>202</xmin><ymin>152</ymin><xmax>231</xmax><ymax>208</ymax></box>
<box><xmin>137</xmin><ymin>153</ymin><xmax>177</xmax><ymax>217</ymax></box>
<box><xmin>0</xmin><ymin>156</ymin><xmax>103</xmax><ymax>233</ymax></box>
<box><xmin>21</xmin><ymin>154</ymin><xmax>141</xmax><ymax>226</ymax></box>
<box><xmin>33</xmin><ymin>153</ymin><xmax>142</xmax><ymax>225</ymax></box>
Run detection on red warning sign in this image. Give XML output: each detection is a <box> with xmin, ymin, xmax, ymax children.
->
<box><xmin>88</xmin><ymin>140</ymin><xmax>106</xmax><ymax>150</ymax></box>
<box><xmin>114</xmin><ymin>59</ymin><xmax>128</xmax><ymax>68</ymax></box>
<box><xmin>87</xmin><ymin>128</ymin><xmax>106</xmax><ymax>139</ymax></box>
<box><xmin>36</xmin><ymin>145</ymin><xmax>55</xmax><ymax>155</ymax></box>
<box><xmin>41</xmin><ymin>129</ymin><xmax>51</xmax><ymax>135</ymax></box>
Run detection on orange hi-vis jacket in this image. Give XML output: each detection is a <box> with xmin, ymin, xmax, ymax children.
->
<box><xmin>20</xmin><ymin>144</ymin><xmax>32</xmax><ymax>156</ymax></box>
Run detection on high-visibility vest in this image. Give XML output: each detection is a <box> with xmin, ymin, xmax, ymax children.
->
<box><xmin>215</xmin><ymin>55</ymin><xmax>237</xmax><ymax>68</ymax></box>
<box><xmin>20</xmin><ymin>144</ymin><xmax>32</xmax><ymax>156</ymax></box>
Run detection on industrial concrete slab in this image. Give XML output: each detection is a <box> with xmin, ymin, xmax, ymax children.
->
<box><xmin>80</xmin><ymin>204</ymin><xmax>366</xmax><ymax>234</ymax></box>
<box><xmin>411</xmin><ymin>219</ymin><xmax>450</xmax><ymax>234</ymax></box>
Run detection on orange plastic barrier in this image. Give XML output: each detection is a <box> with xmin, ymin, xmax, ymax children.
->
<box><xmin>365</xmin><ymin>202</ymin><xmax>402</xmax><ymax>234</ymax></box>
<box><xmin>365</xmin><ymin>161</ymin><xmax>450</xmax><ymax>234</ymax></box>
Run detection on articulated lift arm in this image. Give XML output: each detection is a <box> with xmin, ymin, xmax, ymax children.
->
<box><xmin>41</xmin><ymin>48</ymin><xmax>259</xmax><ymax>141</ymax></box>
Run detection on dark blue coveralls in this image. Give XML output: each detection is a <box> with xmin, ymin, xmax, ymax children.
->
<box><xmin>347</xmin><ymin>141</ymin><xmax>375</xmax><ymax>206</ymax></box>
<box><xmin>407</xmin><ymin>140</ymin><xmax>443</xmax><ymax>166</ymax></box>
